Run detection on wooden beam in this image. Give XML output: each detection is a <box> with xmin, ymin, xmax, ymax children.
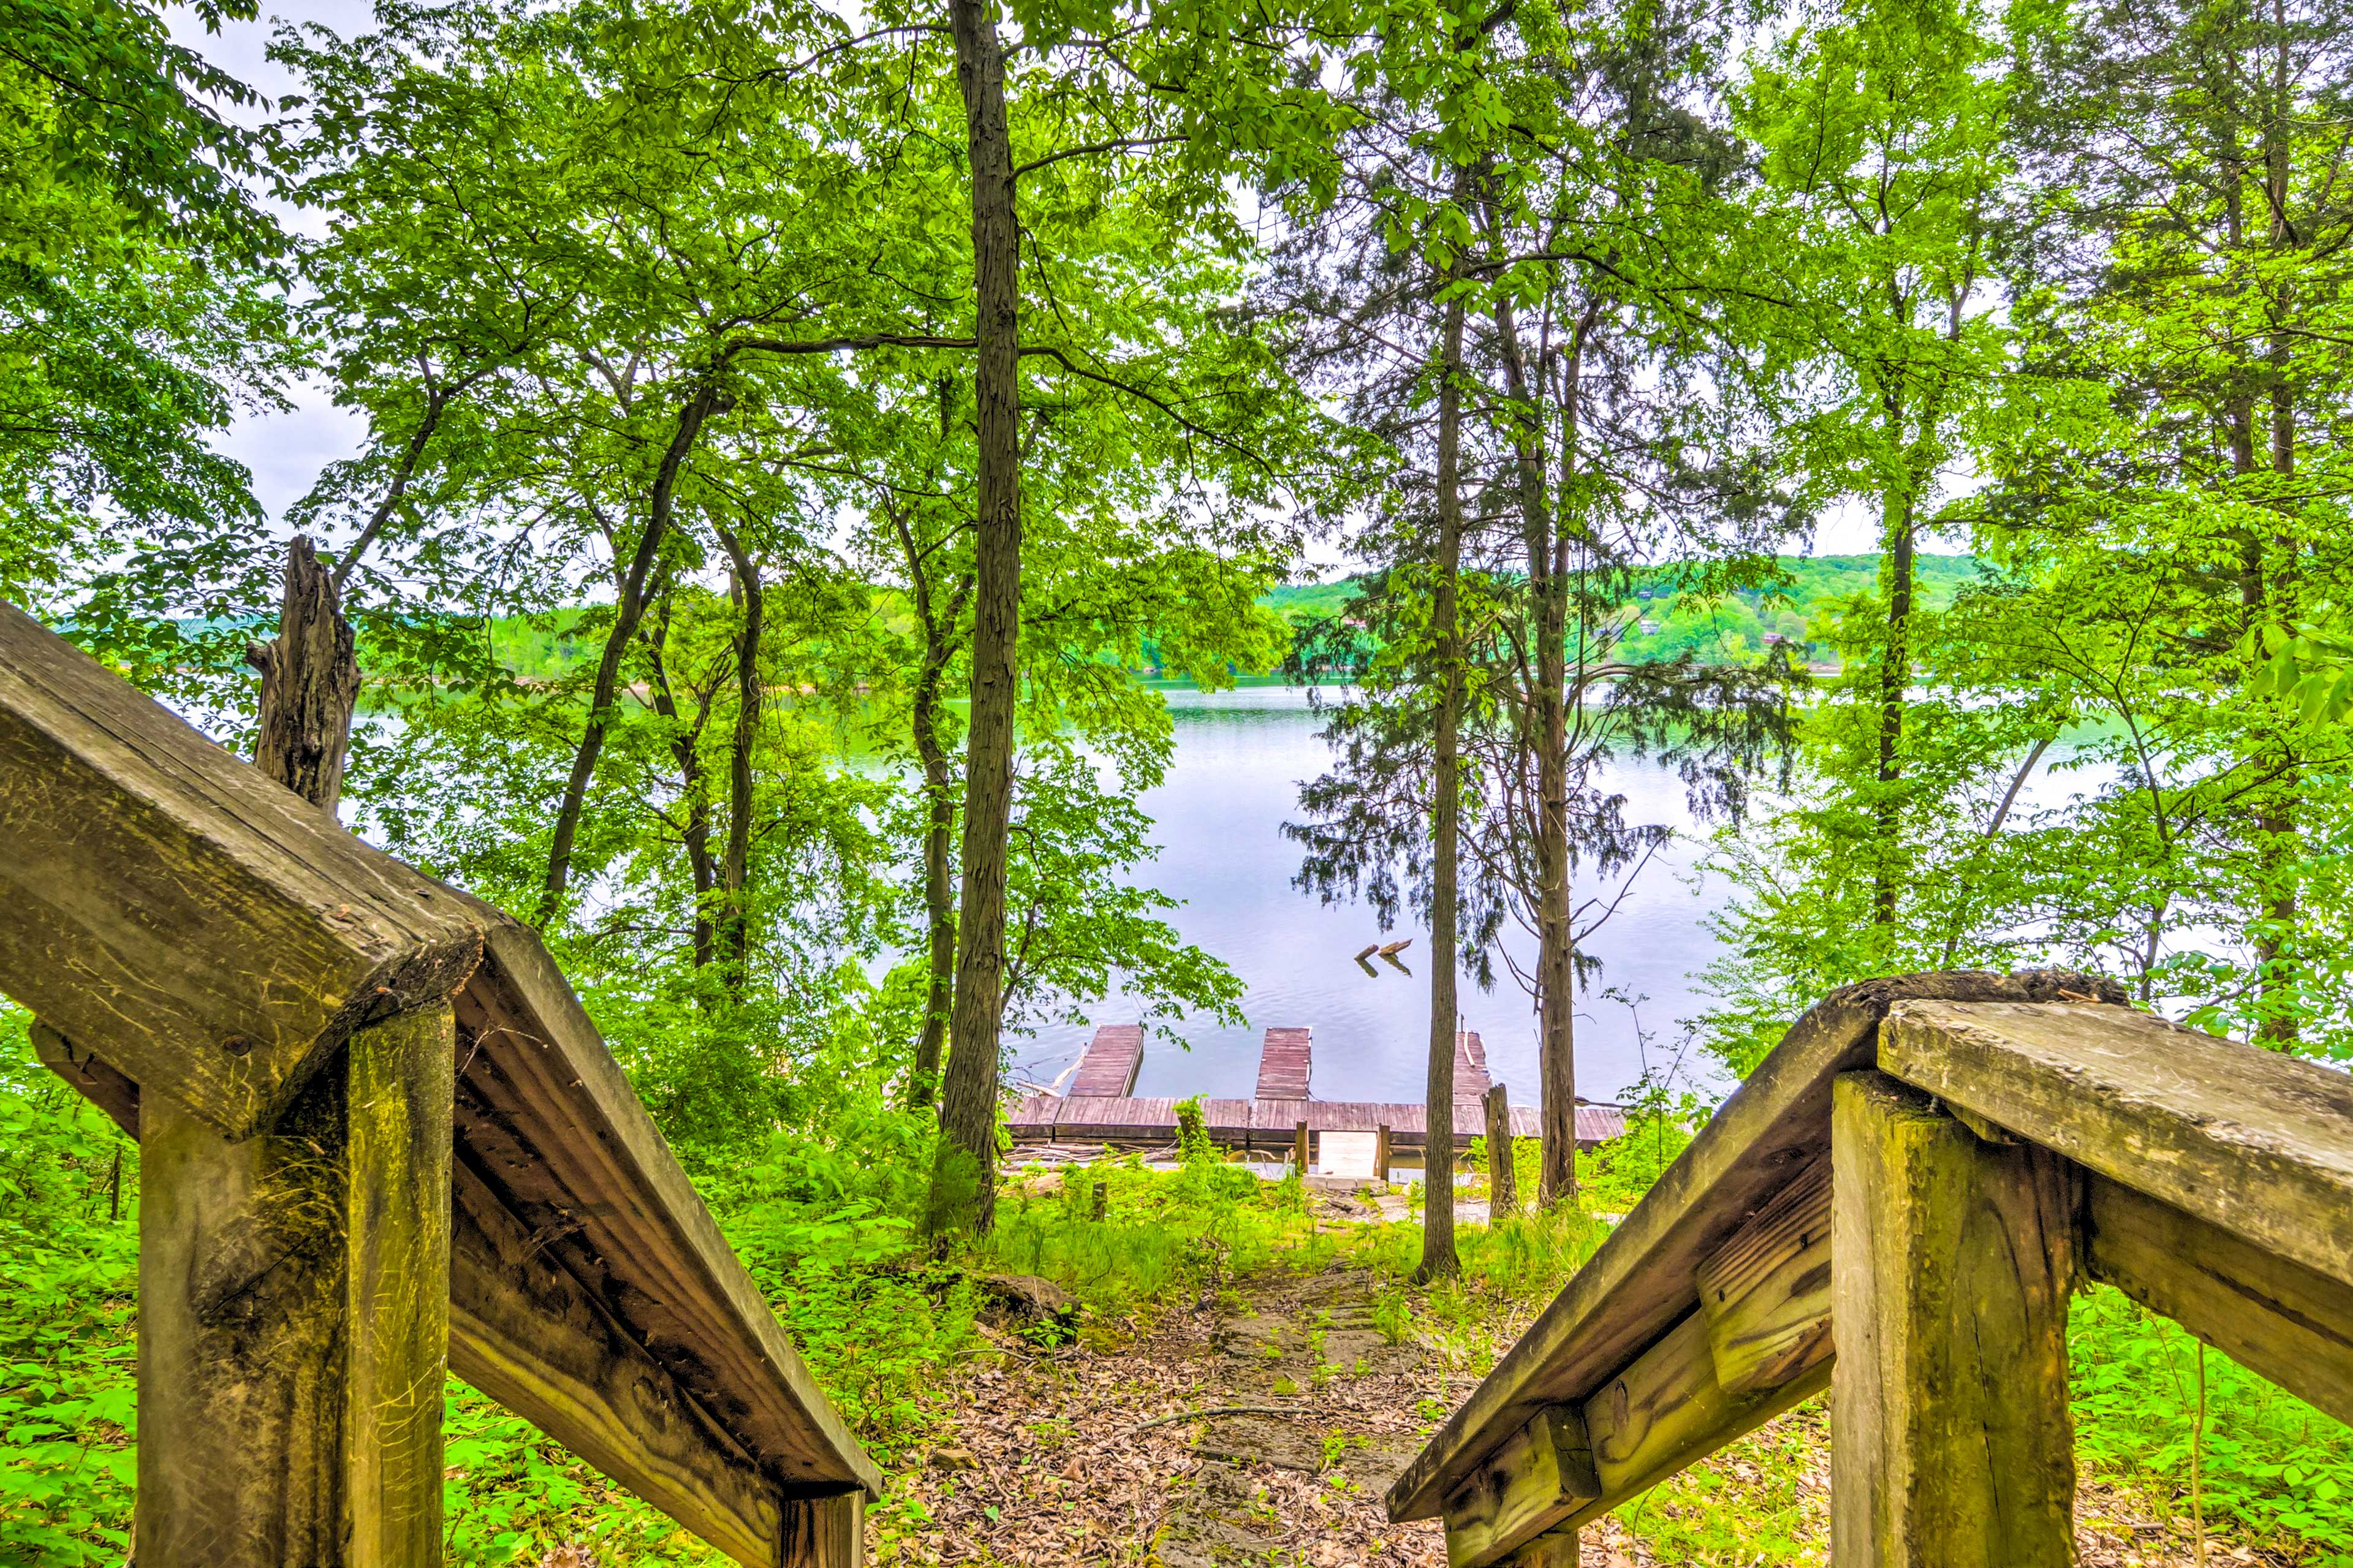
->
<box><xmin>1830</xmin><ymin>1071</ymin><xmax>2076</xmax><ymax>1567</ymax></box>
<box><xmin>136</xmin><ymin>1004</ymin><xmax>454</xmax><ymax>1568</ymax></box>
<box><xmin>452</xmin><ymin>923</ymin><xmax>884</xmax><ymax>1498</ymax></box>
<box><xmin>39</xmin><ymin>927</ymin><xmax>887</xmax><ymax>1531</ymax></box>
<box><xmin>1440</xmin><ymin>1406</ymin><xmax>1596</xmax><ymax>1568</ymax></box>
<box><xmin>0</xmin><ymin>601</ymin><xmax>482</xmax><ymax>1141</ymax></box>
<box><xmin>1376</xmin><ymin>1123</ymin><xmax>1392</xmax><ymax>1184</ymax></box>
<box><xmin>450</xmin><ymin>1156</ymin><xmax>800</xmax><ymax>1568</ymax></box>
<box><xmin>1574</xmin><ymin>1306</ymin><xmax>1827</xmax><ymax>1529</ymax></box>
<box><xmin>61</xmin><ymin>1028</ymin><xmax>853</xmax><ymax>1567</ymax></box>
<box><xmin>1881</xmin><ymin>998</ymin><xmax>2353</xmax><ymax>1286</ymax></box>
<box><xmin>1385</xmin><ymin>969</ymin><xmax>2125</xmax><ymax>1523</ymax></box>
<box><xmin>1693</xmin><ymin>1154</ymin><xmax>1831</xmax><ymax>1395</ymax></box>
<box><xmin>1483</xmin><ymin>1085</ymin><xmax>1517</xmax><ymax>1218</ymax></box>
<box><xmin>2086</xmin><ymin>1174</ymin><xmax>2353</xmax><ymax>1426</ymax></box>
<box><xmin>31</xmin><ymin>1019</ymin><xmax>138</xmax><ymax>1136</ymax></box>
<box><xmin>1504</xmin><ymin>1529</ymin><xmax>1577</xmax><ymax>1568</ymax></box>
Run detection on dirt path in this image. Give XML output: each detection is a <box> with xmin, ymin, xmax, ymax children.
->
<box><xmin>882</xmin><ymin>1262</ymin><xmax>2283</xmax><ymax>1567</ymax></box>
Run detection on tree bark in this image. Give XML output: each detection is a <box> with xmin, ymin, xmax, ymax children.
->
<box><xmin>1417</xmin><ymin>283</ymin><xmax>1468</xmax><ymax>1286</ymax></box>
<box><xmin>643</xmin><ymin>595</ymin><xmax>718</xmax><ymax>971</ymax></box>
<box><xmin>1493</xmin><ymin>299</ymin><xmax>1577</xmax><ymax>1208</ymax></box>
<box><xmin>538</xmin><ymin>380</ymin><xmax>723</xmax><ymax>925</ymax></box>
<box><xmin>713</xmin><ymin>526</ymin><xmax>765</xmax><ymax>999</ymax></box>
<box><xmin>891</xmin><ymin>500</ymin><xmax>969</xmax><ymax>1110</ymax></box>
<box><xmin>1871</xmin><ymin>466</ymin><xmax>1917</xmax><ymax>932</ymax></box>
<box><xmin>928</xmin><ymin>0</ymin><xmax>1022</xmax><ymax>1236</ymax></box>
<box><xmin>246</xmin><ymin>537</ymin><xmax>361</xmax><ymax>816</ymax></box>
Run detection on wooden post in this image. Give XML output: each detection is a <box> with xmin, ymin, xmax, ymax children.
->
<box><xmin>139</xmin><ymin>1003</ymin><xmax>456</xmax><ymax>1567</ymax></box>
<box><xmin>1829</xmin><ymin>1070</ymin><xmax>2077</xmax><ymax>1567</ymax></box>
<box><xmin>1375</xmin><ymin>1123</ymin><xmax>1392</xmax><ymax>1185</ymax></box>
<box><xmin>1483</xmin><ymin>1085</ymin><xmax>1517</xmax><ymax>1218</ymax></box>
<box><xmin>782</xmin><ymin>1493</ymin><xmax>865</xmax><ymax>1566</ymax></box>
<box><xmin>1091</xmin><ymin>1179</ymin><xmax>1107</xmax><ymax>1220</ymax></box>
<box><xmin>1294</xmin><ymin>1119</ymin><xmax>1310</xmax><ymax>1175</ymax></box>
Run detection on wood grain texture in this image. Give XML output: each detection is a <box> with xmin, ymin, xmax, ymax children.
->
<box><xmin>453</xmin><ymin>920</ymin><xmax>883</xmax><ymax>1499</ymax></box>
<box><xmin>344</xmin><ymin>1006</ymin><xmax>455</xmax><ymax>1567</ymax></box>
<box><xmin>1069</xmin><ymin>1024</ymin><xmax>1143</xmax><ymax>1097</ymax></box>
<box><xmin>1256</xmin><ymin>1026</ymin><xmax>1313</xmax><ymax>1099</ymax></box>
<box><xmin>1385</xmin><ymin>969</ymin><xmax>2123</xmax><ymax>1523</ymax></box>
<box><xmin>1483</xmin><ymin>1085</ymin><xmax>1518</xmax><ymax>1218</ymax></box>
<box><xmin>1504</xmin><ymin>1529</ymin><xmax>1577</xmax><ymax>1568</ymax></box>
<box><xmin>136</xmin><ymin>1007</ymin><xmax>454</xmax><ymax>1568</ymax></box>
<box><xmin>781</xmin><ymin>1492</ymin><xmax>865</xmax><ymax>1566</ymax></box>
<box><xmin>1441</xmin><ymin>1405</ymin><xmax>1596</xmax><ymax>1568</ymax></box>
<box><xmin>246</xmin><ymin>536</ymin><xmax>360</xmax><ymax>814</ymax></box>
<box><xmin>0</xmin><ymin>600</ymin><xmax>482</xmax><ymax>1140</ymax></box>
<box><xmin>450</xmin><ymin>1156</ymin><xmax>791</xmax><ymax>1567</ymax></box>
<box><xmin>1569</xmin><ymin>1308</ymin><xmax>1828</xmax><ymax>1530</ymax></box>
<box><xmin>1830</xmin><ymin>1071</ymin><xmax>2077</xmax><ymax>1568</ymax></box>
<box><xmin>31</xmin><ymin>1019</ymin><xmax>138</xmax><ymax>1136</ymax></box>
<box><xmin>1694</xmin><ymin>1154</ymin><xmax>1832</xmax><ymax>1395</ymax></box>
<box><xmin>1881</xmin><ymin>998</ymin><xmax>2353</xmax><ymax>1287</ymax></box>
<box><xmin>2086</xmin><ymin>1174</ymin><xmax>2353</xmax><ymax>1426</ymax></box>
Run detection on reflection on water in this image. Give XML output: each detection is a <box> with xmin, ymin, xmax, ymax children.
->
<box><xmin>1009</xmin><ymin>683</ymin><xmax>1731</xmax><ymax>1108</ymax></box>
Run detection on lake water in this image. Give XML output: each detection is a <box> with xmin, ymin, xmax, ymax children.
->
<box><xmin>1007</xmin><ymin>683</ymin><xmax>1729</xmax><ymax>1109</ymax></box>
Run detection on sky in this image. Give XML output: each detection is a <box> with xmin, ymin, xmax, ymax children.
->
<box><xmin>165</xmin><ymin>1</ymin><xmax>1890</xmax><ymax>563</ymax></box>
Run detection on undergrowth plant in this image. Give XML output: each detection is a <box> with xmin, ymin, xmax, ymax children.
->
<box><xmin>2072</xmin><ymin>1285</ymin><xmax>2353</xmax><ymax>1563</ymax></box>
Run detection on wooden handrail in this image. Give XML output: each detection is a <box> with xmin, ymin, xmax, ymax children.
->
<box><xmin>1</xmin><ymin>602</ymin><xmax>878</xmax><ymax>1567</ymax></box>
<box><xmin>1389</xmin><ymin>971</ymin><xmax>2353</xmax><ymax>1568</ymax></box>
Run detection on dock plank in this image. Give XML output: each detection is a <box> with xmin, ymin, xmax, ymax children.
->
<box><xmin>1456</xmin><ymin>1032</ymin><xmax>1491</xmax><ymax>1110</ymax></box>
<box><xmin>1257</xmin><ymin>1027</ymin><xmax>1313</xmax><ymax>1100</ymax></box>
<box><xmin>1070</xmin><ymin>1025</ymin><xmax>1144</xmax><ymax>1097</ymax></box>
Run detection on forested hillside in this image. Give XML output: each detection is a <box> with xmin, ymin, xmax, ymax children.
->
<box><xmin>4</xmin><ymin>0</ymin><xmax>2352</xmax><ymax>1558</ymax></box>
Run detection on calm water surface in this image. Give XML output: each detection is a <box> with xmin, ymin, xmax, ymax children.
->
<box><xmin>1008</xmin><ymin>683</ymin><xmax>1730</xmax><ymax>1108</ymax></box>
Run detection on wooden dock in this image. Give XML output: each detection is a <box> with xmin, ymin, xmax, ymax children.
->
<box><xmin>1007</xmin><ymin>1091</ymin><xmax>1625</xmax><ymax>1153</ymax></box>
<box><xmin>1455</xmin><ymin>1031</ymin><xmax>1490</xmax><ymax>1109</ymax></box>
<box><xmin>1069</xmin><ymin>1023</ymin><xmax>1143</xmax><ymax>1096</ymax></box>
<box><xmin>1256</xmin><ymin>1026</ymin><xmax>1313</xmax><ymax>1099</ymax></box>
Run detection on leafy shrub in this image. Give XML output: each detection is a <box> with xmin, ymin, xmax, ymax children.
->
<box><xmin>2072</xmin><ymin>1284</ymin><xmax>2353</xmax><ymax>1562</ymax></box>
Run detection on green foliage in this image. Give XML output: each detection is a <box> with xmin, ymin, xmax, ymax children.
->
<box><xmin>2072</xmin><ymin>1286</ymin><xmax>2353</xmax><ymax>1561</ymax></box>
<box><xmin>0</xmin><ymin>1010</ymin><xmax>137</xmax><ymax>1568</ymax></box>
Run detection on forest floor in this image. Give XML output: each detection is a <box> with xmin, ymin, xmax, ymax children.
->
<box><xmin>876</xmin><ymin>1220</ymin><xmax>2299</xmax><ymax>1568</ymax></box>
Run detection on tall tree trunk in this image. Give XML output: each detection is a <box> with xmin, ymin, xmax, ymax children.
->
<box><xmin>892</xmin><ymin>502</ymin><xmax>968</xmax><ymax>1110</ymax></box>
<box><xmin>1494</xmin><ymin>298</ymin><xmax>1577</xmax><ymax>1208</ymax></box>
<box><xmin>1417</xmin><ymin>286</ymin><xmax>1468</xmax><ymax>1286</ymax></box>
<box><xmin>928</xmin><ymin>0</ymin><xmax>1021</xmax><ymax>1237</ymax></box>
<box><xmin>1872</xmin><ymin>468</ymin><xmax>1917</xmax><ymax>933</ymax></box>
<box><xmin>714</xmin><ymin>526</ymin><xmax>764</xmax><ymax>1001</ymax></box>
<box><xmin>644</xmin><ymin>594</ymin><xmax>718</xmax><ymax>971</ymax></box>
<box><xmin>538</xmin><ymin>381</ymin><xmax>723</xmax><ymax>925</ymax></box>
<box><xmin>2251</xmin><ymin>76</ymin><xmax>2300</xmax><ymax>1047</ymax></box>
<box><xmin>907</xmin><ymin>642</ymin><xmax>958</xmax><ymax>1108</ymax></box>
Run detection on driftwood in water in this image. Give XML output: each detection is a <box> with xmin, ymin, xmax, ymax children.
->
<box><xmin>1354</xmin><ymin>944</ymin><xmax>1379</xmax><ymax>963</ymax></box>
<box><xmin>1379</xmin><ymin>937</ymin><xmax>1414</xmax><ymax>956</ymax></box>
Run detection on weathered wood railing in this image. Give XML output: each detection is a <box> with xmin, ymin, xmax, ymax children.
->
<box><xmin>1386</xmin><ymin>971</ymin><xmax>2353</xmax><ymax>1567</ymax></box>
<box><xmin>0</xmin><ymin>601</ymin><xmax>879</xmax><ymax>1566</ymax></box>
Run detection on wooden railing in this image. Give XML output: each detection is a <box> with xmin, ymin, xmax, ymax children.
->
<box><xmin>0</xmin><ymin>601</ymin><xmax>879</xmax><ymax>1567</ymax></box>
<box><xmin>1385</xmin><ymin>971</ymin><xmax>2353</xmax><ymax>1567</ymax></box>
